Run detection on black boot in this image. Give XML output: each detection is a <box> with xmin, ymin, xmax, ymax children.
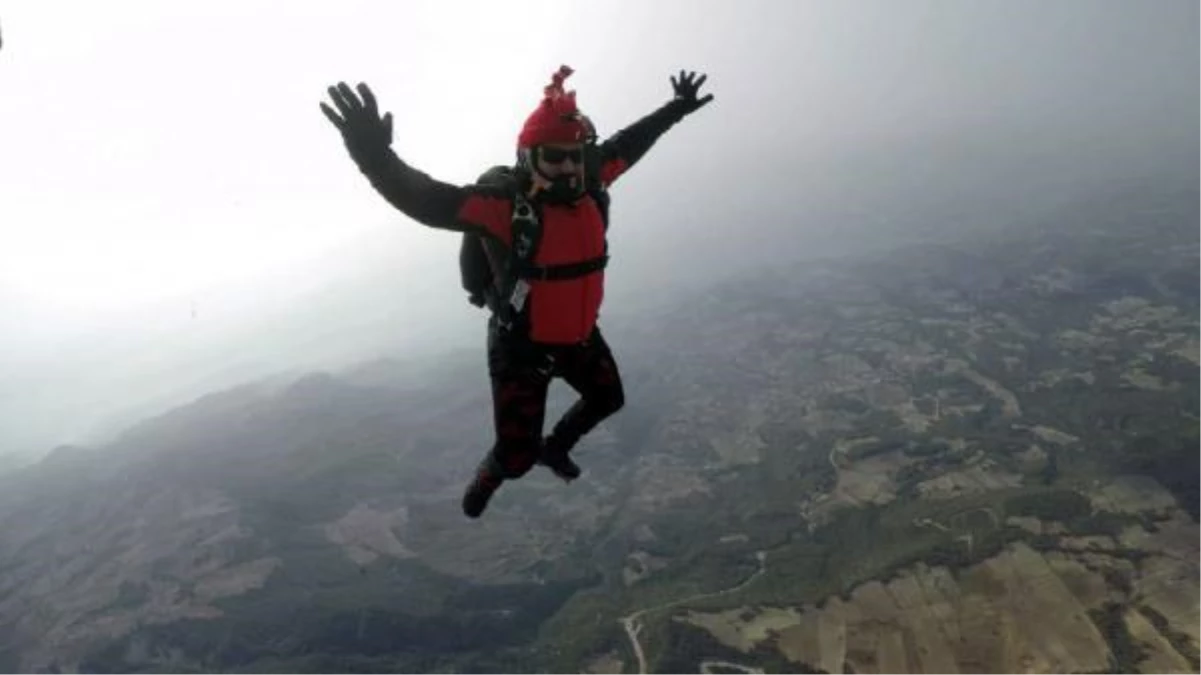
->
<box><xmin>462</xmin><ymin>459</ymin><xmax>503</xmax><ymax>518</ymax></box>
<box><xmin>538</xmin><ymin>437</ymin><xmax>581</xmax><ymax>482</ymax></box>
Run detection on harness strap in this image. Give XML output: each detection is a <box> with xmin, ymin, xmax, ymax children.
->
<box><xmin>496</xmin><ymin>179</ymin><xmax>609</xmax><ymax>333</ymax></box>
<box><xmin>513</xmin><ymin>254</ymin><xmax>609</xmax><ymax>281</ymax></box>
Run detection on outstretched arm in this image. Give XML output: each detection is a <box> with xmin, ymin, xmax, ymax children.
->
<box><xmin>321</xmin><ymin>82</ymin><xmax>512</xmax><ymax>239</ymax></box>
<box><xmin>596</xmin><ymin>70</ymin><xmax>714</xmax><ymax>187</ymax></box>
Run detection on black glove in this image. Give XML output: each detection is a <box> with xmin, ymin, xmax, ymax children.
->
<box><xmin>670</xmin><ymin>70</ymin><xmax>714</xmax><ymax>115</ymax></box>
<box><xmin>320</xmin><ymin>81</ymin><xmax>394</xmax><ymax>168</ymax></box>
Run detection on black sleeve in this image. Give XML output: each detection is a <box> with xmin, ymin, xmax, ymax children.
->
<box><xmin>352</xmin><ymin>150</ymin><xmax>472</xmax><ymax>232</ymax></box>
<box><xmin>597</xmin><ymin>99</ymin><xmax>690</xmax><ymax>171</ymax></box>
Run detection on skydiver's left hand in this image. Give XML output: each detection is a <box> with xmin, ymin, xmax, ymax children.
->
<box><xmin>670</xmin><ymin>70</ymin><xmax>714</xmax><ymax>115</ymax></box>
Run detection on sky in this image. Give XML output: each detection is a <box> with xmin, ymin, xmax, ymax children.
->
<box><xmin>0</xmin><ymin>0</ymin><xmax>1197</xmax><ymax>459</ymax></box>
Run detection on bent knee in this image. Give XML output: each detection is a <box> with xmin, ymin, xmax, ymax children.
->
<box><xmin>495</xmin><ymin>438</ymin><xmax>541</xmax><ymax>479</ymax></box>
<box><xmin>602</xmin><ymin>385</ymin><xmax>625</xmax><ymax>415</ymax></box>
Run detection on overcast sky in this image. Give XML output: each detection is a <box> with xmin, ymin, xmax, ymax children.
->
<box><xmin>0</xmin><ymin>0</ymin><xmax>1196</xmax><ymax>458</ymax></box>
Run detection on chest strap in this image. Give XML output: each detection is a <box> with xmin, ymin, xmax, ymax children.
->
<box><xmin>513</xmin><ymin>254</ymin><xmax>609</xmax><ymax>281</ymax></box>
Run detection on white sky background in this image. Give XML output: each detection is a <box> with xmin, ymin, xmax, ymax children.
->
<box><xmin>0</xmin><ymin>0</ymin><xmax>1196</xmax><ymax>457</ymax></box>
<box><xmin>0</xmin><ymin>1</ymin><xmax>577</xmax><ymax>315</ymax></box>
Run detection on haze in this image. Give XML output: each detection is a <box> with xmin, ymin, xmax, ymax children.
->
<box><xmin>1</xmin><ymin>0</ymin><xmax>1196</xmax><ymax>461</ymax></box>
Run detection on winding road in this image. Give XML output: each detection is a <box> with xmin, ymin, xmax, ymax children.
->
<box><xmin>700</xmin><ymin>660</ymin><xmax>765</xmax><ymax>674</ymax></box>
<box><xmin>913</xmin><ymin>506</ymin><xmax>1002</xmax><ymax>558</ymax></box>
<box><xmin>619</xmin><ymin>551</ymin><xmax>767</xmax><ymax>674</ymax></box>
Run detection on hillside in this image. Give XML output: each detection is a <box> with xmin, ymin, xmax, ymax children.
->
<box><xmin>0</xmin><ymin>185</ymin><xmax>1196</xmax><ymax>673</ymax></box>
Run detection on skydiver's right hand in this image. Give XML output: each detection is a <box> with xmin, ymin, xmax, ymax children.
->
<box><xmin>320</xmin><ymin>81</ymin><xmax>394</xmax><ymax>166</ymax></box>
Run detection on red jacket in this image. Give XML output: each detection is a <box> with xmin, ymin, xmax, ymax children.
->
<box><xmin>354</xmin><ymin>100</ymin><xmax>691</xmax><ymax>344</ymax></box>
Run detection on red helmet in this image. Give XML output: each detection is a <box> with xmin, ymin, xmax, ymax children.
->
<box><xmin>517</xmin><ymin>65</ymin><xmax>596</xmax><ymax>148</ymax></box>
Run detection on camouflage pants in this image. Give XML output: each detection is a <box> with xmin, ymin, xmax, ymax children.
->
<box><xmin>484</xmin><ymin>323</ymin><xmax>625</xmax><ymax>479</ymax></box>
